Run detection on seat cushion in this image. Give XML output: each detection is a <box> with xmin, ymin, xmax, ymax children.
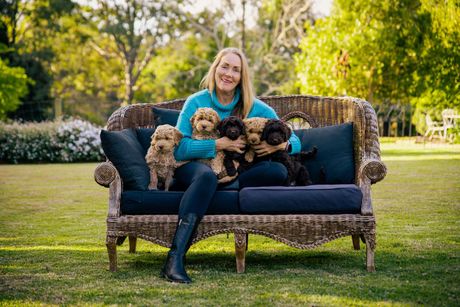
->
<box><xmin>121</xmin><ymin>190</ymin><xmax>239</xmax><ymax>215</ymax></box>
<box><xmin>239</xmin><ymin>185</ymin><xmax>362</xmax><ymax>214</ymax></box>
<box><xmin>294</xmin><ymin>123</ymin><xmax>355</xmax><ymax>184</ymax></box>
<box><xmin>152</xmin><ymin>107</ymin><xmax>180</xmax><ymax>127</ymax></box>
<box><xmin>100</xmin><ymin>129</ymin><xmax>150</xmax><ymax>191</ymax></box>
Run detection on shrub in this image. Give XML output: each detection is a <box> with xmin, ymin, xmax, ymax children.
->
<box><xmin>0</xmin><ymin>119</ymin><xmax>105</xmax><ymax>163</ymax></box>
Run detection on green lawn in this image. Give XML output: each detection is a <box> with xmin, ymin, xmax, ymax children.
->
<box><xmin>1</xmin><ymin>142</ymin><xmax>459</xmax><ymax>306</ymax></box>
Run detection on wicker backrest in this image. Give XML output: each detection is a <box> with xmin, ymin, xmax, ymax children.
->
<box><xmin>105</xmin><ymin>95</ymin><xmax>382</xmax><ymax>183</ymax></box>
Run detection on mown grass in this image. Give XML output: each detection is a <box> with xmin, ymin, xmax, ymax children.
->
<box><xmin>0</xmin><ymin>142</ymin><xmax>459</xmax><ymax>306</ymax></box>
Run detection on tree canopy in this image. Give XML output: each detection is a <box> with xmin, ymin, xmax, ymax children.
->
<box><xmin>0</xmin><ymin>57</ymin><xmax>29</xmax><ymax>119</ymax></box>
<box><xmin>295</xmin><ymin>0</ymin><xmax>459</xmax><ymax>132</ymax></box>
<box><xmin>1</xmin><ymin>0</ymin><xmax>458</xmax><ymax>135</ymax></box>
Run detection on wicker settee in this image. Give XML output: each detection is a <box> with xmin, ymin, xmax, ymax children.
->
<box><xmin>94</xmin><ymin>95</ymin><xmax>387</xmax><ymax>273</ymax></box>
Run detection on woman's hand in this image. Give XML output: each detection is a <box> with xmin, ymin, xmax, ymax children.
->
<box><xmin>215</xmin><ymin>136</ymin><xmax>246</xmax><ymax>154</ymax></box>
<box><xmin>253</xmin><ymin>141</ymin><xmax>287</xmax><ymax>157</ymax></box>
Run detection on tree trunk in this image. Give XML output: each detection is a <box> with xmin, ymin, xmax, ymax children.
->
<box><xmin>123</xmin><ymin>61</ymin><xmax>135</xmax><ymax>105</ymax></box>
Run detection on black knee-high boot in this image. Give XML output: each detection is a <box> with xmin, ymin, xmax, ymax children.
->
<box><xmin>161</xmin><ymin>213</ymin><xmax>199</xmax><ymax>283</ymax></box>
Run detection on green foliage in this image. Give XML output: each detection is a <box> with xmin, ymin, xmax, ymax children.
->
<box><xmin>0</xmin><ymin>0</ymin><xmax>78</xmax><ymax>121</ymax></box>
<box><xmin>0</xmin><ymin>57</ymin><xmax>29</xmax><ymax>119</ymax></box>
<box><xmin>49</xmin><ymin>14</ymin><xmax>123</xmax><ymax>125</ymax></box>
<box><xmin>295</xmin><ymin>0</ymin><xmax>460</xmax><ymax>134</ymax></box>
<box><xmin>135</xmin><ymin>35</ymin><xmax>216</xmax><ymax>102</ymax></box>
<box><xmin>0</xmin><ymin>118</ymin><xmax>104</xmax><ymax>163</ymax></box>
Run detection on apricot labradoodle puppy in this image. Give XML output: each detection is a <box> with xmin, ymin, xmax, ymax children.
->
<box><xmin>145</xmin><ymin>124</ymin><xmax>185</xmax><ymax>191</ymax></box>
<box><xmin>190</xmin><ymin>107</ymin><xmax>237</xmax><ymax>183</ymax></box>
<box><xmin>242</xmin><ymin>117</ymin><xmax>269</xmax><ymax>163</ymax></box>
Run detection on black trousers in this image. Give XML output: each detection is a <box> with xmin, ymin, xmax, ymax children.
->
<box><xmin>173</xmin><ymin>161</ymin><xmax>288</xmax><ymax>219</ymax></box>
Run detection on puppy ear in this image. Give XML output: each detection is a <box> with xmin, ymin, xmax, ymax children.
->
<box><xmin>281</xmin><ymin>121</ymin><xmax>291</xmax><ymax>141</ymax></box>
<box><xmin>238</xmin><ymin>119</ymin><xmax>246</xmax><ymax>135</ymax></box>
<box><xmin>217</xmin><ymin>119</ymin><xmax>225</xmax><ymax>136</ymax></box>
<box><xmin>150</xmin><ymin>133</ymin><xmax>157</xmax><ymax>146</ymax></box>
<box><xmin>190</xmin><ymin>113</ymin><xmax>196</xmax><ymax>126</ymax></box>
<box><xmin>213</xmin><ymin>112</ymin><xmax>221</xmax><ymax>128</ymax></box>
<box><xmin>174</xmin><ymin>129</ymin><xmax>183</xmax><ymax>145</ymax></box>
<box><xmin>261</xmin><ymin>120</ymin><xmax>273</xmax><ymax>141</ymax></box>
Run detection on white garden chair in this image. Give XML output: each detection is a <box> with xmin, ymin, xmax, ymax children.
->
<box><xmin>424</xmin><ymin>114</ymin><xmax>444</xmax><ymax>140</ymax></box>
<box><xmin>441</xmin><ymin>109</ymin><xmax>457</xmax><ymax>141</ymax></box>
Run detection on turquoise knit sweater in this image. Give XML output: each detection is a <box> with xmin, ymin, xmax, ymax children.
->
<box><xmin>174</xmin><ymin>89</ymin><xmax>301</xmax><ymax>161</ymax></box>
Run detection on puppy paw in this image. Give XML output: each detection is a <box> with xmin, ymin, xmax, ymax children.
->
<box><xmin>148</xmin><ymin>184</ymin><xmax>158</xmax><ymax>190</ymax></box>
<box><xmin>245</xmin><ymin>151</ymin><xmax>254</xmax><ymax>163</ymax></box>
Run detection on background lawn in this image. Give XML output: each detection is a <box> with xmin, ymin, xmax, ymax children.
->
<box><xmin>0</xmin><ymin>141</ymin><xmax>459</xmax><ymax>306</ymax></box>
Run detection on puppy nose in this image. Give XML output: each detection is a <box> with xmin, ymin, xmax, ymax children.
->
<box><xmin>158</xmin><ymin>144</ymin><xmax>164</xmax><ymax>149</ymax></box>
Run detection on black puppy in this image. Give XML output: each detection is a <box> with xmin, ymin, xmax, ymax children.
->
<box><xmin>217</xmin><ymin>116</ymin><xmax>246</xmax><ymax>177</ymax></box>
<box><xmin>259</xmin><ymin>119</ymin><xmax>317</xmax><ymax>186</ymax></box>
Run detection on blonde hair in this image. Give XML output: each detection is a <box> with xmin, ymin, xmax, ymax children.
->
<box><xmin>200</xmin><ymin>47</ymin><xmax>254</xmax><ymax>118</ymax></box>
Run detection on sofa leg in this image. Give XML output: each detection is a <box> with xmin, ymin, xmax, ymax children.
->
<box><xmin>352</xmin><ymin>234</ymin><xmax>360</xmax><ymax>250</ymax></box>
<box><xmin>234</xmin><ymin>233</ymin><xmax>247</xmax><ymax>273</ymax></box>
<box><xmin>366</xmin><ymin>239</ymin><xmax>375</xmax><ymax>272</ymax></box>
<box><xmin>128</xmin><ymin>236</ymin><xmax>137</xmax><ymax>253</ymax></box>
<box><xmin>106</xmin><ymin>236</ymin><xmax>117</xmax><ymax>272</ymax></box>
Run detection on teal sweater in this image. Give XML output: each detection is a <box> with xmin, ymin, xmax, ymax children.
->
<box><xmin>174</xmin><ymin>89</ymin><xmax>301</xmax><ymax>161</ymax></box>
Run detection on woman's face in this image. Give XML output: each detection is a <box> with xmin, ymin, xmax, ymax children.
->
<box><xmin>215</xmin><ymin>53</ymin><xmax>242</xmax><ymax>95</ymax></box>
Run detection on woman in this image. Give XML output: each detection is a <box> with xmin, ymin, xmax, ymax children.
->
<box><xmin>161</xmin><ymin>47</ymin><xmax>301</xmax><ymax>283</ymax></box>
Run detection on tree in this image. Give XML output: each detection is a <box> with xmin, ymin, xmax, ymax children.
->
<box><xmin>87</xmin><ymin>0</ymin><xmax>182</xmax><ymax>105</ymax></box>
<box><xmin>295</xmin><ymin>0</ymin><xmax>459</xmax><ymax>134</ymax></box>
<box><xmin>0</xmin><ymin>0</ymin><xmax>76</xmax><ymax>121</ymax></box>
<box><xmin>48</xmin><ymin>12</ymin><xmax>124</xmax><ymax>125</ymax></box>
<box><xmin>0</xmin><ymin>57</ymin><xmax>29</xmax><ymax>119</ymax></box>
<box><xmin>179</xmin><ymin>0</ymin><xmax>316</xmax><ymax>96</ymax></box>
<box><xmin>248</xmin><ymin>0</ymin><xmax>315</xmax><ymax>95</ymax></box>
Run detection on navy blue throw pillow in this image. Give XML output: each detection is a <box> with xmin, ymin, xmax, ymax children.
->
<box><xmin>152</xmin><ymin>106</ymin><xmax>180</xmax><ymax>127</ymax></box>
<box><xmin>136</xmin><ymin>128</ymin><xmax>156</xmax><ymax>156</ymax></box>
<box><xmin>100</xmin><ymin>129</ymin><xmax>150</xmax><ymax>191</ymax></box>
<box><xmin>294</xmin><ymin>123</ymin><xmax>355</xmax><ymax>184</ymax></box>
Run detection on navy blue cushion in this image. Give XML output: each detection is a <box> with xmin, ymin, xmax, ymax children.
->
<box><xmin>121</xmin><ymin>190</ymin><xmax>239</xmax><ymax>215</ymax></box>
<box><xmin>100</xmin><ymin>129</ymin><xmax>150</xmax><ymax>191</ymax></box>
<box><xmin>152</xmin><ymin>107</ymin><xmax>180</xmax><ymax>127</ymax></box>
<box><xmin>136</xmin><ymin>128</ymin><xmax>156</xmax><ymax>156</ymax></box>
<box><xmin>294</xmin><ymin>123</ymin><xmax>355</xmax><ymax>184</ymax></box>
<box><xmin>239</xmin><ymin>185</ymin><xmax>362</xmax><ymax>214</ymax></box>
<box><xmin>218</xmin><ymin>179</ymin><xmax>239</xmax><ymax>190</ymax></box>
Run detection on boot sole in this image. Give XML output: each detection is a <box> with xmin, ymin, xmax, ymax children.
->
<box><xmin>160</xmin><ymin>271</ymin><xmax>192</xmax><ymax>284</ymax></box>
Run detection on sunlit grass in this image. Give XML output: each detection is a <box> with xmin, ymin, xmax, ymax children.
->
<box><xmin>0</xmin><ymin>143</ymin><xmax>459</xmax><ymax>305</ymax></box>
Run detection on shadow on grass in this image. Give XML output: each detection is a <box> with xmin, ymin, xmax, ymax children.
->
<box><xmin>0</xmin><ymin>247</ymin><xmax>457</xmax><ymax>305</ymax></box>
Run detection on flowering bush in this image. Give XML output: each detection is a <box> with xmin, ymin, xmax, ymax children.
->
<box><xmin>0</xmin><ymin>118</ymin><xmax>105</xmax><ymax>163</ymax></box>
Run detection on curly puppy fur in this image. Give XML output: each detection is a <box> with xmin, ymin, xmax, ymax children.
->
<box><xmin>145</xmin><ymin>124</ymin><xmax>184</xmax><ymax>191</ymax></box>
<box><xmin>242</xmin><ymin>117</ymin><xmax>268</xmax><ymax>163</ymax></box>
<box><xmin>191</xmin><ymin>107</ymin><xmax>220</xmax><ymax>140</ymax></box>
<box><xmin>217</xmin><ymin>116</ymin><xmax>246</xmax><ymax>177</ymax></box>
<box><xmin>191</xmin><ymin>108</ymin><xmax>236</xmax><ymax>183</ymax></box>
<box><xmin>260</xmin><ymin>119</ymin><xmax>316</xmax><ymax>186</ymax></box>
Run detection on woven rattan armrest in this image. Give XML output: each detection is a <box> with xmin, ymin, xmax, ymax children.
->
<box><xmin>359</xmin><ymin>158</ymin><xmax>387</xmax><ymax>184</ymax></box>
<box><xmin>95</xmin><ymin>161</ymin><xmax>122</xmax><ymax>218</ymax></box>
<box><xmin>94</xmin><ymin>162</ymin><xmax>118</xmax><ymax>187</ymax></box>
<box><xmin>357</xmin><ymin>158</ymin><xmax>386</xmax><ymax>216</ymax></box>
